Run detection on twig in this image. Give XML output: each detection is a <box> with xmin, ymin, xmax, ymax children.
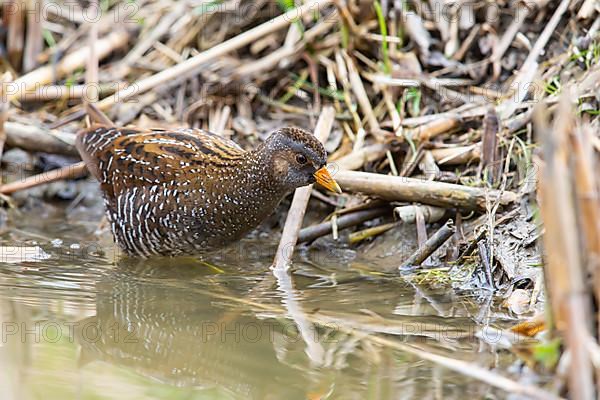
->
<box><xmin>298</xmin><ymin>206</ymin><xmax>390</xmax><ymax>243</ymax></box>
<box><xmin>6</xmin><ymin>0</ymin><xmax>25</xmax><ymax>69</ymax></box>
<box><xmin>85</xmin><ymin>0</ymin><xmax>100</xmax><ymax>104</ymax></box>
<box><xmin>400</xmin><ymin>220</ymin><xmax>455</xmax><ymax>268</ymax></box>
<box><xmin>23</xmin><ymin>0</ymin><xmax>43</xmax><ymax>72</ymax></box>
<box><xmin>85</xmin><ymin>103</ymin><xmax>115</xmax><ymax>127</ymax></box>
<box><xmin>341</xmin><ymin>51</ymin><xmax>380</xmax><ymax>135</ymax></box>
<box><xmin>0</xmin><ymin>72</ymin><xmax>12</xmax><ymax>162</ymax></box>
<box><xmin>431</xmin><ymin>144</ymin><xmax>481</xmax><ymax>165</ymax></box>
<box><xmin>490</xmin><ymin>3</ymin><xmax>530</xmax><ymax>76</ymax></box>
<box><xmin>234</xmin><ymin>12</ymin><xmax>337</xmax><ymax>78</ymax></box>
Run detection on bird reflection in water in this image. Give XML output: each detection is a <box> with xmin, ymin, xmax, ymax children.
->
<box><xmin>74</xmin><ymin>259</ymin><xmax>337</xmax><ymax>399</ymax></box>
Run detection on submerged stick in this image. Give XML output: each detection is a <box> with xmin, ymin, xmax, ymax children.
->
<box><xmin>298</xmin><ymin>206</ymin><xmax>389</xmax><ymax>243</ymax></box>
<box><xmin>272</xmin><ymin>106</ymin><xmax>336</xmax><ymax>270</ymax></box>
<box><xmin>400</xmin><ymin>219</ymin><xmax>455</xmax><ymax>268</ymax></box>
<box><xmin>335</xmin><ymin>170</ymin><xmax>518</xmax><ymax>210</ymax></box>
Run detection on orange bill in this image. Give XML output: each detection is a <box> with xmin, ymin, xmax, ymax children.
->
<box><xmin>314</xmin><ymin>166</ymin><xmax>342</xmax><ymax>194</ymax></box>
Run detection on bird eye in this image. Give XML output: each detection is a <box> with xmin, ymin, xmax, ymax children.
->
<box><xmin>296</xmin><ymin>154</ymin><xmax>307</xmax><ymax>164</ymax></box>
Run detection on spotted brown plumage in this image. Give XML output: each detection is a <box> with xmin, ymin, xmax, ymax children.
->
<box><xmin>76</xmin><ymin>125</ymin><xmax>340</xmax><ymax>257</ymax></box>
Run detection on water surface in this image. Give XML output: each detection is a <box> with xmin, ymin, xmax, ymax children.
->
<box><xmin>0</xmin><ymin>207</ymin><xmax>532</xmax><ymax>399</ymax></box>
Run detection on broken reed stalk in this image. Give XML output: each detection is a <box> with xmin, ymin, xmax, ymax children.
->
<box><xmin>272</xmin><ymin>106</ymin><xmax>336</xmax><ymax>270</ymax></box>
<box><xmin>394</xmin><ymin>205</ymin><xmax>446</xmax><ymax>224</ymax></box>
<box><xmin>479</xmin><ymin>107</ymin><xmax>499</xmax><ymax>184</ymax></box>
<box><xmin>569</xmin><ymin>123</ymin><xmax>600</xmax><ymax>333</ymax></box>
<box><xmin>298</xmin><ymin>206</ymin><xmax>389</xmax><ymax>243</ymax></box>
<box><xmin>334</xmin><ymin>170</ymin><xmax>518</xmax><ymax>210</ymax></box>
<box><xmin>536</xmin><ymin>92</ymin><xmax>594</xmax><ymax>400</ymax></box>
<box><xmin>0</xmin><ymin>103</ymin><xmax>117</xmax><ymax>195</ymax></box>
<box><xmin>5</xmin><ymin>0</ymin><xmax>24</xmax><ymax>69</ymax></box>
<box><xmin>85</xmin><ymin>0</ymin><xmax>100</xmax><ymax>104</ymax></box>
<box><xmin>0</xmin><ymin>161</ymin><xmax>87</xmax><ymax>194</ymax></box>
<box><xmin>95</xmin><ymin>0</ymin><xmax>333</xmax><ymax>112</ymax></box>
<box><xmin>400</xmin><ymin>219</ymin><xmax>455</xmax><ymax>268</ymax></box>
<box><xmin>23</xmin><ymin>0</ymin><xmax>43</xmax><ymax>72</ymax></box>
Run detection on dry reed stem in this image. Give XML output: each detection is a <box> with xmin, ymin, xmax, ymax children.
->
<box><xmin>407</xmin><ymin>115</ymin><xmax>461</xmax><ymax>142</ymax></box>
<box><xmin>570</xmin><ymin>117</ymin><xmax>600</xmax><ymax>397</ymax></box>
<box><xmin>85</xmin><ymin>0</ymin><xmax>100</xmax><ymax>104</ymax></box>
<box><xmin>0</xmin><ymin>72</ymin><xmax>12</xmax><ymax>161</ymax></box>
<box><xmin>341</xmin><ymin>51</ymin><xmax>380</xmax><ymax>135</ymax></box>
<box><xmin>234</xmin><ymin>13</ymin><xmax>337</xmax><ymax>78</ymax></box>
<box><xmin>23</xmin><ymin>0</ymin><xmax>43</xmax><ymax>72</ymax></box>
<box><xmin>270</xmin><ymin>106</ymin><xmax>336</xmax><ymax>365</ymax></box>
<box><xmin>536</xmin><ymin>92</ymin><xmax>594</xmax><ymax>399</ymax></box>
<box><xmin>272</xmin><ymin>106</ymin><xmax>336</xmax><ymax>270</ymax></box>
<box><xmin>0</xmin><ymin>162</ymin><xmax>87</xmax><ymax>194</ymax></box>
<box><xmin>430</xmin><ymin>144</ymin><xmax>481</xmax><ymax>165</ymax></box>
<box><xmin>335</xmin><ymin>170</ymin><xmax>518</xmax><ymax>210</ymax></box>
<box><xmin>333</xmin><ymin>143</ymin><xmax>388</xmax><ymax>170</ymax></box>
<box><xmin>348</xmin><ymin>221</ymin><xmax>399</xmax><ymax>243</ymax></box>
<box><xmin>6</xmin><ymin>0</ymin><xmax>25</xmax><ymax>69</ymax></box>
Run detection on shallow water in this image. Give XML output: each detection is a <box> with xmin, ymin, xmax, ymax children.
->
<box><xmin>0</xmin><ymin>207</ymin><xmax>536</xmax><ymax>400</ymax></box>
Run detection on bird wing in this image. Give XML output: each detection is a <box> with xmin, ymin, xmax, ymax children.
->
<box><xmin>76</xmin><ymin>125</ymin><xmax>246</xmax><ymax>199</ymax></box>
